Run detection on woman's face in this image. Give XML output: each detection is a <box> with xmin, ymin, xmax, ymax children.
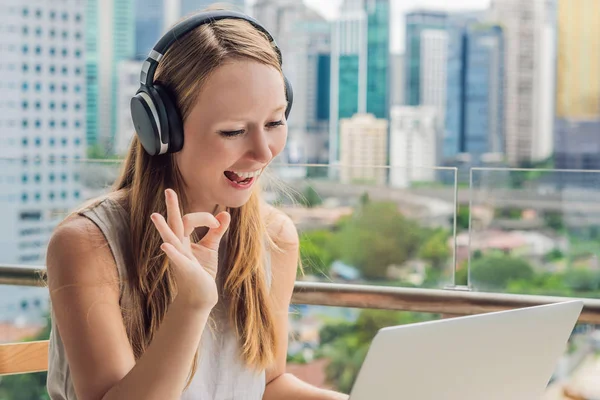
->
<box><xmin>176</xmin><ymin>59</ymin><xmax>288</xmax><ymax>211</ymax></box>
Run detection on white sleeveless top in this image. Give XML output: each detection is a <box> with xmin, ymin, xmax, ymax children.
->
<box><xmin>47</xmin><ymin>197</ymin><xmax>271</xmax><ymax>399</ymax></box>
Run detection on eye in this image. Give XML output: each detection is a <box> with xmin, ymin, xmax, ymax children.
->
<box><xmin>266</xmin><ymin>120</ymin><xmax>284</xmax><ymax>128</ymax></box>
<box><xmin>219</xmin><ymin>129</ymin><xmax>245</xmax><ymax>138</ymax></box>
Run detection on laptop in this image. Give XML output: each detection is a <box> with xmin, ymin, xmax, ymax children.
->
<box><xmin>348</xmin><ymin>300</ymin><xmax>584</xmax><ymax>400</ymax></box>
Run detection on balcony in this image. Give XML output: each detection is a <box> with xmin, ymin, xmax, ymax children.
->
<box><xmin>1</xmin><ymin>159</ymin><xmax>600</xmax><ymax>399</ymax></box>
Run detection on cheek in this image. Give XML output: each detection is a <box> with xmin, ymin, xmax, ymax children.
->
<box><xmin>271</xmin><ymin>129</ymin><xmax>288</xmax><ymax>157</ymax></box>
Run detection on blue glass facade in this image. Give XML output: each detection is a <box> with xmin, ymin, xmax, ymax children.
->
<box><xmin>316</xmin><ymin>54</ymin><xmax>331</xmax><ymax>121</ymax></box>
<box><xmin>404</xmin><ymin>10</ymin><xmax>447</xmax><ymax>107</ymax></box>
<box><xmin>444</xmin><ymin>22</ymin><xmax>504</xmax><ymax>162</ymax></box>
<box><xmin>181</xmin><ymin>0</ymin><xmax>245</xmax><ymax>15</ymax></box>
<box><xmin>135</xmin><ymin>0</ymin><xmax>164</xmax><ymax>59</ymax></box>
<box><xmin>366</xmin><ymin>0</ymin><xmax>390</xmax><ymax>119</ymax></box>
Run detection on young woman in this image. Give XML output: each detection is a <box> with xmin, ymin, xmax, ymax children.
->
<box><xmin>46</xmin><ymin>10</ymin><xmax>348</xmax><ymax>400</ymax></box>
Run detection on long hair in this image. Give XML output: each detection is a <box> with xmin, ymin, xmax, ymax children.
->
<box><xmin>112</xmin><ymin>16</ymin><xmax>280</xmax><ymax>383</ymax></box>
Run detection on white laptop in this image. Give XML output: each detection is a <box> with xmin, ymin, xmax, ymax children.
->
<box><xmin>349</xmin><ymin>300</ymin><xmax>584</xmax><ymax>400</ymax></box>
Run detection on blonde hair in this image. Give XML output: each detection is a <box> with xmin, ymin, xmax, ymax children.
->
<box><xmin>112</xmin><ymin>15</ymin><xmax>281</xmax><ymax>383</ymax></box>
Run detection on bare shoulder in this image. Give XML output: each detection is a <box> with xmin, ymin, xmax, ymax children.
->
<box><xmin>46</xmin><ymin>214</ymin><xmax>118</xmax><ymax>290</ymax></box>
<box><xmin>261</xmin><ymin>202</ymin><xmax>299</xmax><ymax>251</ymax></box>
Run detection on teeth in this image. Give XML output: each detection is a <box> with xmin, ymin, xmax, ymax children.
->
<box><xmin>231</xmin><ymin>169</ymin><xmax>262</xmax><ymax>179</ymax></box>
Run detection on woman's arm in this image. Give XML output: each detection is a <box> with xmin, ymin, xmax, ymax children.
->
<box><xmin>262</xmin><ymin>208</ymin><xmax>349</xmax><ymax>400</ymax></box>
<box><xmin>47</xmin><ymin>200</ymin><xmax>229</xmax><ymax>400</ymax></box>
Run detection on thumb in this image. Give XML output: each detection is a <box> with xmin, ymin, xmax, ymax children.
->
<box><xmin>198</xmin><ymin>211</ymin><xmax>231</xmax><ymax>251</ymax></box>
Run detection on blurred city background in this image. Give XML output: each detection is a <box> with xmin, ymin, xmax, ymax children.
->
<box><xmin>1</xmin><ymin>0</ymin><xmax>600</xmax><ymax>398</ymax></box>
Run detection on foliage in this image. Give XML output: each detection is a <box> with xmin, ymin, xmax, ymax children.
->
<box><xmin>300</xmin><ymin>186</ymin><xmax>323</xmax><ymax>208</ymax></box>
<box><xmin>455</xmin><ymin>205</ymin><xmax>470</xmax><ymax>231</ymax></box>
<box><xmin>318</xmin><ymin>310</ymin><xmax>435</xmax><ymax>393</ymax></box>
<box><xmin>299</xmin><ymin>230</ymin><xmax>337</xmax><ymax>276</ymax></box>
<box><xmin>469</xmin><ymin>254</ymin><xmax>535</xmax><ymax>290</ymax></box>
<box><xmin>0</xmin><ymin>315</ymin><xmax>51</xmax><ymax>400</ymax></box>
<box><xmin>418</xmin><ymin>230</ymin><xmax>451</xmax><ymax>270</ymax></box>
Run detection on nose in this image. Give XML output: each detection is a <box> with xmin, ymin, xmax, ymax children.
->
<box><xmin>249</xmin><ymin>128</ymin><xmax>273</xmax><ymax>164</ymax></box>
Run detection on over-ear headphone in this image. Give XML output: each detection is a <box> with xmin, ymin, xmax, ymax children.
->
<box><xmin>130</xmin><ymin>10</ymin><xmax>294</xmax><ymax>156</ymax></box>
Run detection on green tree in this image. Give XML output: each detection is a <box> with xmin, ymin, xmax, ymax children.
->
<box><xmin>455</xmin><ymin>205</ymin><xmax>470</xmax><ymax>231</ymax></box>
<box><xmin>418</xmin><ymin>230</ymin><xmax>450</xmax><ymax>270</ymax></box>
<box><xmin>469</xmin><ymin>254</ymin><xmax>535</xmax><ymax>290</ymax></box>
<box><xmin>302</xmin><ymin>186</ymin><xmax>322</xmax><ymax>208</ymax></box>
<box><xmin>319</xmin><ymin>309</ymin><xmax>435</xmax><ymax>393</ymax></box>
<box><xmin>300</xmin><ymin>230</ymin><xmax>336</xmax><ymax>276</ymax></box>
<box><xmin>0</xmin><ymin>315</ymin><xmax>51</xmax><ymax>400</ymax></box>
<box><xmin>333</xmin><ymin>202</ymin><xmax>422</xmax><ymax>280</ymax></box>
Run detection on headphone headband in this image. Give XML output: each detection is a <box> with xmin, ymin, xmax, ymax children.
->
<box><xmin>140</xmin><ymin>10</ymin><xmax>282</xmax><ymax>87</ymax></box>
<box><xmin>131</xmin><ymin>9</ymin><xmax>293</xmax><ymax>156</ymax></box>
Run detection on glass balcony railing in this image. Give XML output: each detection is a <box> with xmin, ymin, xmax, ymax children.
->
<box><xmin>1</xmin><ymin>159</ymin><xmax>600</xmax><ymax>399</ymax></box>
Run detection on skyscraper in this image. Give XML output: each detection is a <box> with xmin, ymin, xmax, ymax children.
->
<box><xmin>491</xmin><ymin>0</ymin><xmax>555</xmax><ymax>165</ymax></box>
<box><xmin>329</xmin><ymin>0</ymin><xmax>390</xmax><ymax>165</ymax></box>
<box><xmin>254</xmin><ymin>0</ymin><xmax>331</xmax><ymax>166</ymax></box>
<box><xmin>445</xmin><ymin>21</ymin><xmax>504</xmax><ymax>162</ymax></box>
<box><xmin>554</xmin><ymin>0</ymin><xmax>600</xmax><ymax>170</ymax></box>
<box><xmin>339</xmin><ymin>114</ymin><xmax>388</xmax><ymax>185</ymax></box>
<box><xmin>404</xmin><ymin>10</ymin><xmax>447</xmax><ymax>107</ymax></box>
<box><xmin>0</xmin><ymin>0</ymin><xmax>86</xmax><ymax>265</ymax></box>
<box><xmin>86</xmin><ymin>0</ymin><xmax>135</xmax><ymax>151</ymax></box>
<box><xmin>135</xmin><ymin>0</ymin><xmax>165</xmax><ymax>59</ymax></box>
<box><xmin>181</xmin><ymin>0</ymin><xmax>245</xmax><ymax>15</ymax></box>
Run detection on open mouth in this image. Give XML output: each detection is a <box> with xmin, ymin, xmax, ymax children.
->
<box><xmin>224</xmin><ymin>169</ymin><xmax>262</xmax><ymax>187</ymax></box>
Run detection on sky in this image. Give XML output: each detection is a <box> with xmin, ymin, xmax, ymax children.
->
<box><xmin>298</xmin><ymin>0</ymin><xmax>491</xmax><ymax>53</ymax></box>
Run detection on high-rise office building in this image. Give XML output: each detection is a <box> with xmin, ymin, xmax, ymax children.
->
<box><xmin>390</xmin><ymin>54</ymin><xmax>404</xmax><ymax>106</ymax></box>
<box><xmin>181</xmin><ymin>0</ymin><xmax>245</xmax><ymax>15</ymax></box>
<box><xmin>445</xmin><ymin>22</ymin><xmax>504</xmax><ymax>162</ymax></box>
<box><xmin>491</xmin><ymin>0</ymin><xmax>555</xmax><ymax>165</ymax></box>
<box><xmin>329</xmin><ymin>0</ymin><xmax>390</xmax><ymax>165</ymax></box>
<box><xmin>404</xmin><ymin>10</ymin><xmax>447</xmax><ymax>108</ymax></box>
<box><xmin>254</xmin><ymin>0</ymin><xmax>331</xmax><ymax>167</ymax></box>
<box><xmin>389</xmin><ymin>106</ymin><xmax>438</xmax><ymax>188</ymax></box>
<box><xmin>115</xmin><ymin>60</ymin><xmax>144</xmax><ymax>156</ymax></box>
<box><xmin>135</xmin><ymin>0</ymin><xmax>165</xmax><ymax>59</ymax></box>
<box><xmin>339</xmin><ymin>114</ymin><xmax>388</xmax><ymax>185</ymax></box>
<box><xmin>86</xmin><ymin>0</ymin><xmax>135</xmax><ymax>151</ymax></box>
<box><xmin>554</xmin><ymin>0</ymin><xmax>600</xmax><ymax>170</ymax></box>
<box><xmin>0</xmin><ymin>0</ymin><xmax>86</xmax><ymax>265</ymax></box>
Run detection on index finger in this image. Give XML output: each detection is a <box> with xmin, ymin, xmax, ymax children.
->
<box><xmin>165</xmin><ymin>189</ymin><xmax>184</xmax><ymax>241</ymax></box>
<box><xmin>182</xmin><ymin>212</ymin><xmax>221</xmax><ymax>238</ymax></box>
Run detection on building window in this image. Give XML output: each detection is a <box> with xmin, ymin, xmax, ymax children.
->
<box><xmin>21</xmin><ymin>100</ymin><xmax>28</xmax><ymax>110</ymax></box>
<box><xmin>34</xmin><ymin>101</ymin><xmax>41</xmax><ymax>110</ymax></box>
<box><xmin>49</xmin><ymin>173</ymin><xmax>55</xmax><ymax>182</ymax></box>
<box><xmin>75</xmin><ymin>13</ymin><xmax>81</xmax><ymax>22</ymax></box>
<box><xmin>22</xmin><ymin>8</ymin><xmax>29</xmax><ymax>17</ymax></box>
<box><xmin>75</xmin><ymin>49</ymin><xmax>81</xmax><ymax>58</ymax></box>
<box><xmin>49</xmin><ymin>83</ymin><xmax>56</xmax><ymax>92</ymax></box>
<box><xmin>61</xmin><ymin>84</ymin><xmax>67</xmax><ymax>93</ymax></box>
<box><xmin>61</xmin><ymin>66</ymin><xmax>67</xmax><ymax>75</ymax></box>
<box><xmin>74</xmin><ymin>102</ymin><xmax>81</xmax><ymax>110</ymax></box>
<box><xmin>35</xmin><ymin>64</ymin><xmax>41</xmax><ymax>73</ymax></box>
<box><xmin>49</xmin><ymin>120</ymin><xmax>56</xmax><ymax>129</ymax></box>
<box><xmin>34</xmin><ymin>119</ymin><xmax>41</xmax><ymax>128</ymax></box>
<box><xmin>22</xmin><ymin>63</ymin><xmax>28</xmax><ymax>72</ymax></box>
<box><xmin>35</xmin><ymin>9</ymin><xmax>41</xmax><ymax>18</ymax></box>
<box><xmin>61</xmin><ymin>48</ymin><xmax>68</xmax><ymax>57</ymax></box>
<box><xmin>61</xmin><ymin>155</ymin><xmax>68</xmax><ymax>164</ymax></box>
<box><xmin>21</xmin><ymin>174</ymin><xmax>28</xmax><ymax>183</ymax></box>
<box><xmin>75</xmin><ymin>67</ymin><xmax>81</xmax><ymax>75</ymax></box>
<box><xmin>22</xmin><ymin>82</ymin><xmax>28</xmax><ymax>91</ymax></box>
<box><xmin>74</xmin><ymin>173</ymin><xmax>80</xmax><ymax>181</ymax></box>
<box><xmin>75</xmin><ymin>32</ymin><xmax>82</xmax><ymax>40</ymax></box>
<box><xmin>61</xmin><ymin>102</ymin><xmax>67</xmax><ymax>110</ymax></box>
<box><xmin>61</xmin><ymin>191</ymin><xmax>67</xmax><ymax>199</ymax></box>
<box><xmin>34</xmin><ymin>174</ymin><xmax>40</xmax><ymax>183</ymax></box>
<box><xmin>74</xmin><ymin>191</ymin><xmax>80</xmax><ymax>199</ymax></box>
<box><xmin>74</xmin><ymin>84</ymin><xmax>81</xmax><ymax>93</ymax></box>
<box><xmin>74</xmin><ymin>138</ymin><xmax>81</xmax><ymax>146</ymax></box>
<box><xmin>49</xmin><ymin>65</ymin><xmax>56</xmax><ymax>74</ymax></box>
<box><xmin>49</xmin><ymin>29</ymin><xmax>56</xmax><ymax>38</ymax></box>
<box><xmin>49</xmin><ymin>191</ymin><xmax>55</xmax><ymax>201</ymax></box>
<box><xmin>50</xmin><ymin>10</ymin><xmax>56</xmax><ymax>20</ymax></box>
<box><xmin>35</xmin><ymin>27</ymin><xmax>42</xmax><ymax>37</ymax></box>
<box><xmin>34</xmin><ymin>137</ymin><xmax>41</xmax><ymax>146</ymax></box>
<box><xmin>49</xmin><ymin>101</ymin><xmax>56</xmax><ymax>110</ymax></box>
<box><xmin>35</xmin><ymin>192</ymin><xmax>41</xmax><ymax>201</ymax></box>
<box><xmin>61</xmin><ymin>173</ymin><xmax>67</xmax><ymax>182</ymax></box>
<box><xmin>22</xmin><ymin>26</ymin><xmax>28</xmax><ymax>35</ymax></box>
<box><xmin>61</xmin><ymin>137</ymin><xmax>68</xmax><ymax>146</ymax></box>
<box><xmin>62</xmin><ymin>31</ymin><xmax>68</xmax><ymax>39</ymax></box>
<box><xmin>22</xmin><ymin>193</ymin><xmax>29</xmax><ymax>202</ymax></box>
<box><xmin>74</xmin><ymin>120</ymin><xmax>81</xmax><ymax>128</ymax></box>
<box><xmin>35</xmin><ymin>46</ymin><xmax>41</xmax><ymax>55</ymax></box>
<box><xmin>62</xmin><ymin>12</ymin><xmax>68</xmax><ymax>21</ymax></box>
<box><xmin>35</xmin><ymin>82</ymin><xmax>41</xmax><ymax>92</ymax></box>
<box><xmin>61</xmin><ymin>120</ymin><xmax>67</xmax><ymax>128</ymax></box>
<box><xmin>22</xmin><ymin>44</ymin><xmax>29</xmax><ymax>54</ymax></box>
<box><xmin>21</xmin><ymin>121</ymin><xmax>28</xmax><ymax>130</ymax></box>
<box><xmin>50</xmin><ymin>47</ymin><xmax>56</xmax><ymax>56</ymax></box>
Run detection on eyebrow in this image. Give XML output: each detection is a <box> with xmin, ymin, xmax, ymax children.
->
<box><xmin>273</xmin><ymin>103</ymin><xmax>288</xmax><ymax>112</ymax></box>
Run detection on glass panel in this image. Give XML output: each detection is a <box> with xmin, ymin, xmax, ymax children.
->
<box><xmin>268</xmin><ymin>164</ymin><xmax>458</xmax><ymax>289</ymax></box>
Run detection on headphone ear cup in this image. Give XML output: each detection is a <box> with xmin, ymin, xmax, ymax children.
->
<box><xmin>283</xmin><ymin>74</ymin><xmax>293</xmax><ymax>120</ymax></box>
<box><xmin>154</xmin><ymin>84</ymin><xmax>184</xmax><ymax>153</ymax></box>
<box><xmin>131</xmin><ymin>86</ymin><xmax>163</xmax><ymax>156</ymax></box>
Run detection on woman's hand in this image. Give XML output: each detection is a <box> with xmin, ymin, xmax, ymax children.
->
<box><xmin>151</xmin><ymin>188</ymin><xmax>230</xmax><ymax>311</ymax></box>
